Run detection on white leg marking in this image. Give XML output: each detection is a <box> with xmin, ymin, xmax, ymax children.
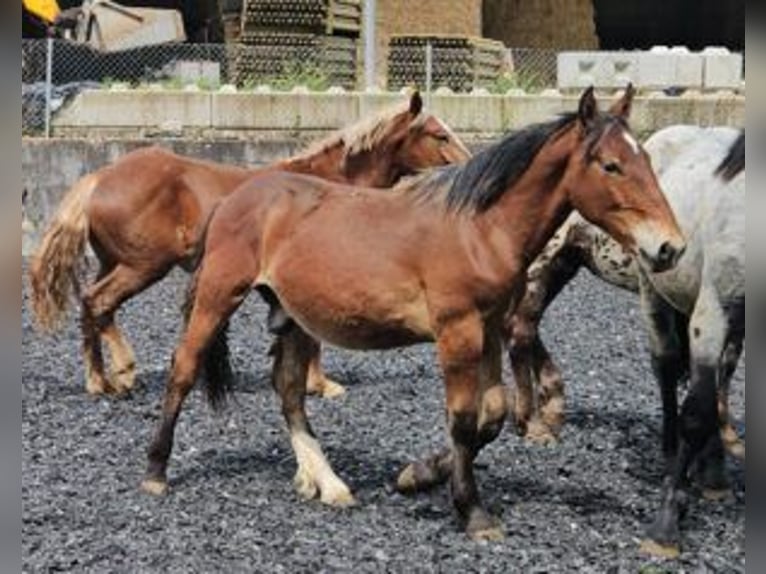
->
<box><xmin>290</xmin><ymin>431</ymin><xmax>356</xmax><ymax>507</ymax></box>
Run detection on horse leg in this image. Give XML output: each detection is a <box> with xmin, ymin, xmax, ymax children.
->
<box><xmin>141</xmin><ymin>255</ymin><xmax>251</xmax><ymax>495</ymax></box>
<box><xmin>507</xmin><ymin>239</ymin><xmax>585</xmax><ymax>443</ymax></box>
<box><xmin>506</xmin><ymin>314</ymin><xmax>536</xmax><ymax>439</ymax></box>
<box><xmin>81</xmin><ymin>263</ymin><xmax>167</xmax><ymax>395</ymax></box>
<box><xmin>533</xmin><ymin>337</ymin><xmax>566</xmax><ymax>438</ymax></box>
<box><xmin>80</xmin><ymin>264</ymin><xmax>114</xmax><ymax>395</ymax></box>
<box><xmin>717</xmin><ymin>336</ymin><xmax>744</xmax><ymax>459</ymax></box>
<box><xmin>638</xmin><ymin>276</ymin><xmax>687</xmax><ymax>558</ymax></box>
<box><xmin>401</xmin><ymin>317</ymin><xmax>506</xmax><ymax>540</ymax></box>
<box><xmin>272</xmin><ymin>326</ymin><xmax>355</xmax><ymax>506</ymax></box>
<box><xmin>693</xmin><ymin>298</ymin><xmax>744</xmax><ymax>492</ymax></box>
<box><xmin>397</xmin><ymin>326</ymin><xmax>508</xmax><ymax>497</ymax></box>
<box><xmin>642</xmin><ymin>285</ymin><xmax>726</xmax><ymax>558</ymax></box>
<box><xmin>305</xmin><ymin>347</ymin><xmax>346</xmax><ymax>399</ymax></box>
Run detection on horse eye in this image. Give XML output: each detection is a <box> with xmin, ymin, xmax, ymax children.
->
<box><xmin>602</xmin><ymin>161</ymin><xmax>623</xmax><ymax>175</ymax></box>
<box><xmin>433</xmin><ymin>133</ymin><xmax>450</xmax><ymax>143</ymax></box>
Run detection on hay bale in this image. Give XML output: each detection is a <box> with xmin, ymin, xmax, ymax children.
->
<box><xmin>483</xmin><ymin>0</ymin><xmax>598</xmax><ymax>49</ymax></box>
<box><xmin>373</xmin><ymin>0</ymin><xmax>483</xmax><ymax>82</ymax></box>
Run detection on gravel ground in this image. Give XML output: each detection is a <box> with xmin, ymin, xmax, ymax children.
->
<box><xmin>22</xmin><ymin>262</ymin><xmax>745</xmax><ymax>573</ymax></box>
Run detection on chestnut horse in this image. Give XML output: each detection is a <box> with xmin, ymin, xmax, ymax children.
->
<box><xmin>140</xmin><ymin>87</ymin><xmax>685</xmax><ymax>541</ymax></box>
<box><xmin>28</xmin><ymin>92</ymin><xmax>470</xmax><ymax>397</ymax></box>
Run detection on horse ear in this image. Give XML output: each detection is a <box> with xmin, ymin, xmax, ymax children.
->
<box><xmin>409</xmin><ymin>90</ymin><xmax>423</xmax><ymax>116</ymax></box>
<box><xmin>578</xmin><ymin>86</ymin><xmax>598</xmax><ymax>131</ymax></box>
<box><xmin>609</xmin><ymin>83</ymin><xmax>635</xmax><ymax>119</ymax></box>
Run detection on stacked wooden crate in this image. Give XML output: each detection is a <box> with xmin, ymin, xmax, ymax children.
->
<box><xmin>233</xmin><ymin>0</ymin><xmax>361</xmax><ymax>88</ymax></box>
<box><xmin>387</xmin><ymin>35</ymin><xmax>507</xmax><ymax>92</ymax></box>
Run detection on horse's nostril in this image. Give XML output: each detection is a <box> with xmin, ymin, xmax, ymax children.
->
<box><xmin>658</xmin><ymin>241</ymin><xmax>675</xmax><ymax>263</ymax></box>
<box><xmin>657</xmin><ymin>241</ymin><xmax>679</xmax><ymax>267</ymax></box>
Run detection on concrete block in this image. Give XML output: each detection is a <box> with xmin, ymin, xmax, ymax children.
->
<box><xmin>53</xmin><ymin>90</ymin><xmax>212</xmax><ymax>129</ymax></box>
<box><xmin>637</xmin><ymin>46</ymin><xmax>703</xmax><ymax>89</ymax></box>
<box><xmin>431</xmin><ymin>94</ymin><xmax>505</xmax><ymax>133</ymax></box>
<box><xmin>702</xmin><ymin>48</ymin><xmax>744</xmax><ymax>90</ymax></box>
<box><xmin>169</xmin><ymin>61</ymin><xmax>221</xmax><ymax>86</ymax></box>
<box><xmin>557</xmin><ymin>51</ymin><xmax>638</xmax><ymax>89</ymax></box>
<box><xmin>212</xmin><ymin>93</ymin><xmax>359</xmax><ymax>130</ymax></box>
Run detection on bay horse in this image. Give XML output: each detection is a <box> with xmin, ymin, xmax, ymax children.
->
<box><xmin>504</xmin><ymin>126</ymin><xmax>745</xmax><ymax>556</ymax></box>
<box><xmin>140</xmin><ymin>86</ymin><xmax>686</xmax><ymax>541</ymax></box>
<box><xmin>28</xmin><ymin>92</ymin><xmax>470</xmax><ymax>397</ymax></box>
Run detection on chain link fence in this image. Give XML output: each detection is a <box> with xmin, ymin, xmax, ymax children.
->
<box><xmin>22</xmin><ymin>38</ymin><xmax>559</xmax><ymax>136</ymax></box>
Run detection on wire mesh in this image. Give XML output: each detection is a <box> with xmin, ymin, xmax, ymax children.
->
<box><xmin>21</xmin><ymin>38</ymin><xmax>561</xmax><ymax>136</ymax></box>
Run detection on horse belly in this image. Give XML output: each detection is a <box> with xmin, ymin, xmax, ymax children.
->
<box><xmin>267</xmin><ymin>271</ymin><xmax>433</xmax><ymax>350</ymax></box>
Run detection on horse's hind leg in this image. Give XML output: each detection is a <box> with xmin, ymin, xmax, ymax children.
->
<box><xmin>81</xmin><ymin>264</ymin><xmax>114</xmax><ymax>395</ymax></box>
<box><xmin>81</xmin><ymin>263</ymin><xmax>167</xmax><ymax>395</ymax></box>
<box><xmin>272</xmin><ymin>326</ymin><xmax>354</xmax><ymax>506</ymax></box>
<box><xmin>717</xmin><ymin>336</ymin><xmax>744</xmax><ymax>459</ymax></box>
<box><xmin>142</xmin><ymin>257</ymin><xmax>250</xmax><ymax>495</ymax></box>
<box><xmin>306</xmin><ymin>348</ymin><xmax>346</xmax><ymax>399</ymax></box>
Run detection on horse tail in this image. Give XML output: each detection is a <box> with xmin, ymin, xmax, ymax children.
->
<box><xmin>29</xmin><ymin>175</ymin><xmax>96</xmax><ymax>332</ymax></box>
<box><xmin>182</xmin><ymin>263</ymin><xmax>235</xmax><ymax>412</ymax></box>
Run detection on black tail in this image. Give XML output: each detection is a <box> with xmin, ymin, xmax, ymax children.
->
<box><xmin>182</xmin><ymin>268</ymin><xmax>235</xmax><ymax>412</ymax></box>
<box><xmin>715</xmin><ymin>130</ymin><xmax>745</xmax><ymax>182</ymax></box>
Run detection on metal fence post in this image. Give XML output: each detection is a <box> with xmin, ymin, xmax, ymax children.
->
<box><xmin>425</xmin><ymin>42</ymin><xmax>433</xmax><ymax>106</ymax></box>
<box><xmin>44</xmin><ymin>37</ymin><xmax>53</xmax><ymax>139</ymax></box>
<box><xmin>363</xmin><ymin>0</ymin><xmax>376</xmax><ymax>90</ymax></box>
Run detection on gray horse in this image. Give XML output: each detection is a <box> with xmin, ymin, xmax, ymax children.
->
<box><xmin>506</xmin><ymin>126</ymin><xmax>745</xmax><ymax>557</ymax></box>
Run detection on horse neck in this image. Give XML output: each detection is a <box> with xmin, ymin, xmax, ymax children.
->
<box><xmin>480</xmin><ymin>127</ymin><xmax>578</xmax><ymax>270</ymax></box>
<box><xmin>273</xmin><ymin>141</ymin><xmax>398</xmax><ymax>187</ymax></box>
<box><xmin>272</xmin><ymin>142</ymin><xmax>347</xmax><ymax>181</ymax></box>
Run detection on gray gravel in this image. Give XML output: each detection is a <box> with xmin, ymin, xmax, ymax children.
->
<box><xmin>22</xmin><ymin>262</ymin><xmax>745</xmax><ymax>573</ymax></box>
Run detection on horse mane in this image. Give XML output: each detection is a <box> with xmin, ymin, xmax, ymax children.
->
<box><xmin>400</xmin><ymin>113</ymin><xmax>579</xmax><ymax>213</ymax></box>
<box><xmin>294</xmin><ymin>102</ymin><xmax>417</xmax><ymax>161</ymax></box>
<box><xmin>714</xmin><ymin>130</ymin><xmax>745</xmax><ymax>182</ymax></box>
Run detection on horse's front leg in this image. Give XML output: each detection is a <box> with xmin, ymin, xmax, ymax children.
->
<box><xmin>637</xmin><ymin>275</ymin><xmax>688</xmax><ymax>558</ymax></box>
<box><xmin>399</xmin><ymin>315</ymin><xmax>507</xmax><ymax>540</ymax></box>
<box><xmin>506</xmin><ymin>237</ymin><xmax>585</xmax><ymax>443</ymax></box>
<box><xmin>272</xmin><ymin>326</ymin><xmax>354</xmax><ymax>506</ymax></box>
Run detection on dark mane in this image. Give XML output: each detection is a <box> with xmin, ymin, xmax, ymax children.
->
<box><xmin>441</xmin><ymin>113</ymin><xmax>578</xmax><ymax>212</ymax></box>
<box><xmin>715</xmin><ymin>130</ymin><xmax>745</xmax><ymax>182</ymax></box>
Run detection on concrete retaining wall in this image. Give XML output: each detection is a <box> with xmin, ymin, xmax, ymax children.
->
<box><xmin>22</xmin><ymin>138</ymin><xmax>303</xmax><ymax>254</ymax></box>
<box><xmin>52</xmin><ymin>89</ymin><xmax>745</xmax><ymax>139</ymax></box>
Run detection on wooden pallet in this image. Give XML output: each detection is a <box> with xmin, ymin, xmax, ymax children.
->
<box><xmin>242</xmin><ymin>0</ymin><xmax>361</xmax><ymax>37</ymax></box>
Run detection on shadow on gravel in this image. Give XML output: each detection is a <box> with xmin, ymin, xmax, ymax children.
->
<box><xmin>173</xmin><ymin>441</ymin><xmax>409</xmax><ymax>495</ymax></box>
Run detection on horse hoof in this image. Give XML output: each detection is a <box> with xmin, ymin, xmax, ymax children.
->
<box><xmin>724</xmin><ymin>437</ymin><xmax>745</xmax><ymax>460</ymax></box>
<box><xmin>702</xmin><ymin>487</ymin><xmax>732</xmax><ymax>502</ymax></box>
<box><xmin>727</xmin><ymin>441</ymin><xmax>745</xmax><ymax>460</ymax></box>
<box><xmin>294</xmin><ymin>469</ymin><xmax>319</xmax><ymax>501</ymax></box>
<box><xmin>466</xmin><ymin>513</ymin><xmax>504</xmax><ymax>542</ymax></box>
<box><xmin>468</xmin><ymin>525</ymin><xmax>505</xmax><ymax>542</ymax></box>
<box><xmin>140</xmin><ymin>478</ymin><xmax>168</xmax><ymax>497</ymax></box>
<box><xmin>112</xmin><ymin>365</ymin><xmax>137</xmax><ymax>394</ymax></box>
<box><xmin>320</xmin><ymin>378</ymin><xmax>347</xmax><ymax>399</ymax></box>
<box><xmin>396</xmin><ymin>464</ymin><xmax>419</xmax><ymax>494</ymax></box>
<box><xmin>320</xmin><ymin>486</ymin><xmax>357</xmax><ymax>508</ymax></box>
<box><xmin>85</xmin><ymin>374</ymin><xmax>116</xmax><ymax>396</ymax></box>
<box><xmin>524</xmin><ymin>419</ymin><xmax>558</xmax><ymax>446</ymax></box>
<box><xmin>639</xmin><ymin>539</ymin><xmax>680</xmax><ymax>559</ymax></box>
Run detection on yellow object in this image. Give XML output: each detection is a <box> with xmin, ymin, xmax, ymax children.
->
<box><xmin>23</xmin><ymin>0</ymin><xmax>61</xmax><ymax>24</ymax></box>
